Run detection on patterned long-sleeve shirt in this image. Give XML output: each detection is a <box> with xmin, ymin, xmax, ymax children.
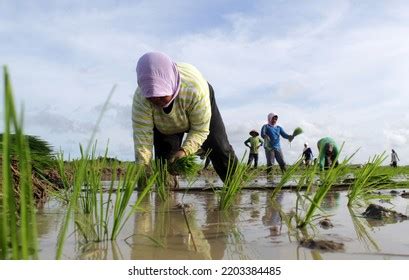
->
<box><xmin>132</xmin><ymin>63</ymin><xmax>211</xmax><ymax>165</ymax></box>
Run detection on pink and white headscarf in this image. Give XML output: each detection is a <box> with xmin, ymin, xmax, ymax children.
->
<box><xmin>136</xmin><ymin>52</ymin><xmax>181</xmax><ymax>107</ymax></box>
<box><xmin>267</xmin><ymin>112</ymin><xmax>277</xmax><ymax>124</ymax></box>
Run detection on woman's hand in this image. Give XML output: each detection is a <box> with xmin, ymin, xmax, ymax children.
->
<box><xmin>170</xmin><ymin>149</ymin><xmax>186</xmax><ymax>163</ymax></box>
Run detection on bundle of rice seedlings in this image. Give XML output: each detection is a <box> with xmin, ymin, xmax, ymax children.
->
<box><xmin>0</xmin><ymin>134</ymin><xmax>55</xmax><ymax>169</ymax></box>
<box><xmin>169</xmin><ymin>155</ymin><xmax>201</xmax><ymax>178</ymax></box>
<box><xmin>292</xmin><ymin>127</ymin><xmax>303</xmax><ymax>137</ymax></box>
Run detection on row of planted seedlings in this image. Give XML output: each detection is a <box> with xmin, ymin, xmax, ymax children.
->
<box><xmin>0</xmin><ymin>67</ymin><xmax>162</xmax><ymax>259</ymax></box>
<box><xmin>54</xmin><ymin>144</ymin><xmax>155</xmax><ymax>249</ymax></box>
<box><xmin>49</xmin><ymin>83</ymin><xmax>158</xmax><ymax>257</ymax></box>
<box><xmin>152</xmin><ymin>151</ymin><xmax>261</xmax><ymax>209</ymax></box>
<box><xmin>267</xmin><ymin>145</ymin><xmax>405</xmax><ymax>251</ymax></box>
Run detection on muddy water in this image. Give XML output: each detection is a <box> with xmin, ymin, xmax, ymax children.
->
<box><xmin>36</xmin><ymin>179</ymin><xmax>409</xmax><ymax>259</ymax></box>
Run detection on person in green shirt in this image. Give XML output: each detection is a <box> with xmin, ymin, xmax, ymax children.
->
<box><xmin>317</xmin><ymin>137</ymin><xmax>340</xmax><ymax>171</ymax></box>
<box><xmin>244</xmin><ymin>130</ymin><xmax>264</xmax><ymax>168</ymax></box>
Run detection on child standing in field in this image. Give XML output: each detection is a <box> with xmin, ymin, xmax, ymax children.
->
<box><xmin>244</xmin><ymin>130</ymin><xmax>264</xmax><ymax>168</ymax></box>
<box><xmin>260</xmin><ymin>112</ymin><xmax>294</xmax><ymax>175</ymax></box>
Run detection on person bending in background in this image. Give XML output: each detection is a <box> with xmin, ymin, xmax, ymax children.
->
<box><xmin>260</xmin><ymin>112</ymin><xmax>294</xmax><ymax>175</ymax></box>
<box><xmin>244</xmin><ymin>130</ymin><xmax>263</xmax><ymax>168</ymax></box>
<box><xmin>317</xmin><ymin>137</ymin><xmax>339</xmax><ymax>171</ymax></box>
<box><xmin>132</xmin><ymin>52</ymin><xmax>238</xmax><ymax>189</ymax></box>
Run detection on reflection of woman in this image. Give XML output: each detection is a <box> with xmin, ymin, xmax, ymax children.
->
<box><xmin>131</xmin><ymin>194</ymin><xmax>211</xmax><ymax>259</ymax></box>
<box><xmin>320</xmin><ymin>192</ymin><xmax>340</xmax><ymax>211</ymax></box>
<box><xmin>262</xmin><ymin>192</ymin><xmax>283</xmax><ymax>236</ymax></box>
<box><xmin>201</xmin><ymin>194</ymin><xmax>228</xmax><ymax>259</ymax></box>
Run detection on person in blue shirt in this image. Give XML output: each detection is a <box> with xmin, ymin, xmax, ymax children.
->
<box><xmin>260</xmin><ymin>112</ymin><xmax>294</xmax><ymax>175</ymax></box>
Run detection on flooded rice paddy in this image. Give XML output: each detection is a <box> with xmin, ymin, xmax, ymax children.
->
<box><xmin>36</xmin><ymin>177</ymin><xmax>409</xmax><ymax>260</ymax></box>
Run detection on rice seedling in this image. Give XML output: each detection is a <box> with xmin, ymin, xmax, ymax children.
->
<box><xmin>296</xmin><ymin>160</ymin><xmax>319</xmax><ymax>194</ymax></box>
<box><xmin>289</xmin><ymin>127</ymin><xmax>303</xmax><ymax>147</ymax></box>
<box><xmin>77</xmin><ymin>141</ymin><xmax>109</xmax><ymax>215</ymax></box>
<box><xmin>1</xmin><ymin>66</ymin><xmax>38</xmax><ymax>259</ymax></box>
<box><xmin>56</xmin><ymin>144</ymin><xmax>157</xmax><ymax>246</ymax></box>
<box><xmin>55</xmin><ymin>150</ymin><xmax>89</xmax><ymax>258</ymax></box>
<box><xmin>271</xmin><ymin>157</ymin><xmax>304</xmax><ymax>199</ymax></box>
<box><xmin>55</xmin><ymin>86</ymin><xmax>160</xmax><ymax>257</ymax></box>
<box><xmin>152</xmin><ymin>159</ymin><xmax>170</xmax><ymax>201</ymax></box>
<box><xmin>297</xmin><ymin>144</ymin><xmax>355</xmax><ymax>228</ymax></box>
<box><xmin>109</xmin><ymin>164</ymin><xmax>156</xmax><ymax>240</ymax></box>
<box><xmin>56</xmin><ymin>85</ymin><xmax>116</xmax><ymax>259</ymax></box>
<box><xmin>347</xmin><ymin>152</ymin><xmax>390</xmax><ymax>206</ymax></box>
<box><xmin>292</xmin><ymin>127</ymin><xmax>303</xmax><ymax>137</ymax></box>
<box><xmin>218</xmin><ymin>154</ymin><xmax>257</xmax><ymax>210</ymax></box>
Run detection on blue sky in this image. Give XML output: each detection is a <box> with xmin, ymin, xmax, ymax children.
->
<box><xmin>1</xmin><ymin>0</ymin><xmax>409</xmax><ymax>164</ymax></box>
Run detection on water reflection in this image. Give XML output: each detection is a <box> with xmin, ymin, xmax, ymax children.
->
<box><xmin>263</xmin><ymin>192</ymin><xmax>283</xmax><ymax>237</ymax></box>
<box><xmin>201</xmin><ymin>194</ymin><xmax>228</xmax><ymax>259</ymax></box>
<box><xmin>78</xmin><ymin>241</ymin><xmax>124</xmax><ymax>260</ymax></box>
<box><xmin>34</xmin><ymin>187</ymin><xmax>409</xmax><ymax>260</ymax></box>
<box><xmin>348</xmin><ymin>206</ymin><xmax>380</xmax><ymax>252</ymax></box>
<box><xmin>201</xmin><ymin>193</ymin><xmax>250</xmax><ymax>259</ymax></box>
<box><xmin>321</xmin><ymin>192</ymin><xmax>340</xmax><ymax>211</ymax></box>
<box><xmin>130</xmin><ymin>194</ymin><xmax>211</xmax><ymax>259</ymax></box>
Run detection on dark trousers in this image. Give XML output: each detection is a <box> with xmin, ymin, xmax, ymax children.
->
<box><xmin>153</xmin><ymin>83</ymin><xmax>238</xmax><ymax>182</ymax></box>
<box><xmin>247</xmin><ymin>153</ymin><xmax>258</xmax><ymax>168</ymax></box>
<box><xmin>265</xmin><ymin>148</ymin><xmax>286</xmax><ymax>174</ymax></box>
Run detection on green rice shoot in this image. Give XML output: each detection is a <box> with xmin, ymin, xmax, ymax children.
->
<box><xmin>347</xmin><ymin>152</ymin><xmax>390</xmax><ymax>206</ymax></box>
<box><xmin>1</xmin><ymin>66</ymin><xmax>38</xmax><ymax>259</ymax></box>
<box><xmin>297</xmin><ymin>143</ymin><xmax>353</xmax><ymax>228</ymax></box>
<box><xmin>292</xmin><ymin>127</ymin><xmax>303</xmax><ymax>137</ymax></box>
<box><xmin>169</xmin><ymin>155</ymin><xmax>201</xmax><ymax>178</ymax></box>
